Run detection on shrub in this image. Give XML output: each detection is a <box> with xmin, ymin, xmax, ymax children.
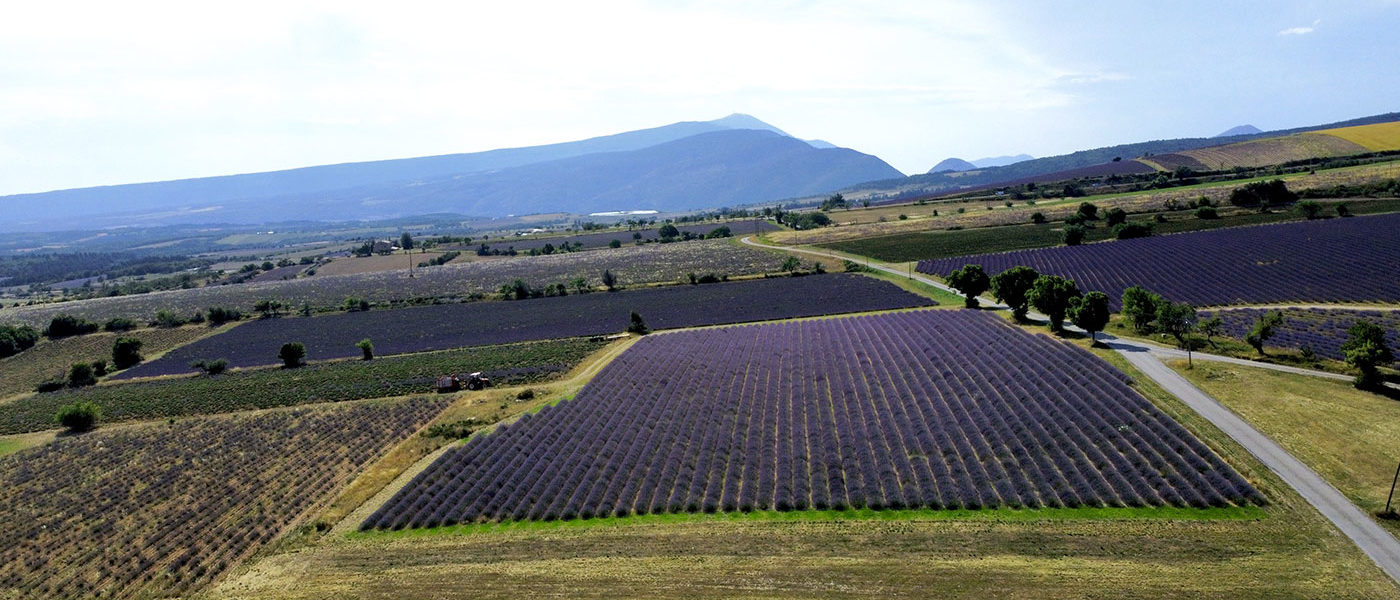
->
<box><xmin>1194</xmin><ymin>206</ymin><xmax>1219</xmax><ymax>219</ymax></box>
<box><xmin>91</xmin><ymin>360</ymin><xmax>108</xmax><ymax>377</ymax></box>
<box><xmin>1105</xmin><ymin>208</ymin><xmax>1127</xmax><ymax>227</ymax></box>
<box><xmin>1062</xmin><ymin>225</ymin><xmax>1086</xmax><ymax>246</ymax></box>
<box><xmin>68</xmin><ymin>362</ymin><xmax>98</xmax><ymax>388</ymax></box>
<box><xmin>103</xmin><ymin>317</ymin><xmax>138</xmax><ymax>332</ymax></box>
<box><xmin>344</xmin><ymin>297</ymin><xmax>370</xmax><ymax>312</ymax></box>
<box><xmin>1245</xmin><ymin>310</ymin><xmax>1284</xmax><ymax>355</ymax></box>
<box><xmin>279</xmin><ymin>342</ymin><xmax>306</xmax><ymax>368</ymax></box>
<box><xmin>55</xmin><ymin>402</ymin><xmax>101</xmax><ymax>432</ymax></box>
<box><xmin>152</xmin><ymin>309</ymin><xmax>186</xmax><ymax>328</ymax></box>
<box><xmin>627</xmin><ymin>311</ymin><xmax>650</xmax><ymax>335</ymax></box>
<box><xmin>191</xmin><ymin>358</ymin><xmax>228</xmax><ymax>376</ymax></box>
<box><xmin>1030</xmin><ymin>212</ymin><xmax>1046</xmax><ymax>224</ymax></box>
<box><xmin>1336</xmin><ymin>203</ymin><xmax>1351</xmax><ymax>217</ymax></box>
<box><xmin>45</xmin><ymin>314</ymin><xmax>99</xmax><ymax>338</ymax></box>
<box><xmin>517</xmin><ymin>388</ymin><xmax>536</xmax><ymax>400</ymax></box>
<box><xmin>0</xmin><ymin>324</ymin><xmax>40</xmax><ymax>358</ymax></box>
<box><xmin>112</xmin><ymin>337</ymin><xmax>144</xmax><ymax>370</ymax></box>
<box><xmin>1120</xmin><ymin>286</ymin><xmax>1164</xmax><ymax>334</ymax></box>
<box><xmin>1114</xmin><ymin>222</ymin><xmax>1153</xmax><ymax>239</ymax></box>
<box><xmin>1297</xmin><ymin>200</ymin><xmax>1324</xmax><ymax>219</ymax></box>
<box><xmin>356</xmin><ymin>338</ymin><xmax>374</xmax><ymax>361</ymax></box>
<box><xmin>1341</xmin><ymin>320</ymin><xmax>1394</xmax><ymax>390</ymax></box>
<box><xmin>1229</xmin><ymin>179</ymin><xmax>1296</xmax><ymax>209</ymax></box>
<box><xmin>207</xmin><ymin>306</ymin><xmax>242</xmax><ymax>325</ymax></box>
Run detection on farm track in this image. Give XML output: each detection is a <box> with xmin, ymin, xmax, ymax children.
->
<box><xmin>744</xmin><ymin>235</ymin><xmax>1400</xmax><ymax>585</ymax></box>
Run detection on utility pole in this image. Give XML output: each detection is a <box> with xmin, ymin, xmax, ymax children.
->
<box><xmin>1386</xmin><ymin>459</ymin><xmax>1400</xmax><ymax>515</ymax></box>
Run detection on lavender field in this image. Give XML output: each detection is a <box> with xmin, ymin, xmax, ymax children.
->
<box><xmin>0</xmin><ymin>239</ymin><xmax>784</xmax><ymax>329</ymax></box>
<box><xmin>365</xmin><ymin>310</ymin><xmax>1261</xmax><ymax>529</ymax></box>
<box><xmin>0</xmin><ymin>397</ymin><xmax>447</xmax><ymax>600</ymax></box>
<box><xmin>116</xmin><ymin>274</ymin><xmax>934</xmax><ymax>378</ymax></box>
<box><xmin>1200</xmin><ymin>307</ymin><xmax>1400</xmax><ymax>365</ymax></box>
<box><xmin>917</xmin><ymin>213</ymin><xmax>1400</xmax><ymax>309</ymax></box>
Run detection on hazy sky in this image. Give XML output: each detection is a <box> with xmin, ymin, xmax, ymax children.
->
<box><xmin>3</xmin><ymin>0</ymin><xmax>1398</xmax><ymax>196</ymax></box>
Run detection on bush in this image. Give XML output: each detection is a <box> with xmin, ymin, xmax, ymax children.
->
<box><xmin>627</xmin><ymin>311</ymin><xmax>650</xmax><ymax>335</ymax></box>
<box><xmin>517</xmin><ymin>389</ymin><xmax>536</xmax><ymax>400</ymax></box>
<box><xmin>1297</xmin><ymin>200</ymin><xmax>1324</xmax><ymax>219</ymax></box>
<box><xmin>1114</xmin><ymin>222</ymin><xmax>1153</xmax><ymax>240</ymax></box>
<box><xmin>0</xmin><ymin>324</ymin><xmax>40</xmax><ymax>358</ymax></box>
<box><xmin>91</xmin><ymin>360</ymin><xmax>108</xmax><ymax>377</ymax></box>
<box><xmin>1341</xmin><ymin>320</ymin><xmax>1394</xmax><ymax>390</ymax></box>
<box><xmin>1194</xmin><ymin>206</ymin><xmax>1219</xmax><ymax>219</ymax></box>
<box><xmin>344</xmin><ymin>297</ymin><xmax>370</xmax><ymax>312</ymax></box>
<box><xmin>55</xmin><ymin>402</ymin><xmax>101</xmax><ymax>432</ymax></box>
<box><xmin>103</xmin><ymin>317</ymin><xmax>138</xmax><ymax>332</ymax></box>
<box><xmin>356</xmin><ymin>338</ymin><xmax>374</xmax><ymax>361</ymax></box>
<box><xmin>45</xmin><ymin>314</ymin><xmax>99</xmax><ymax>339</ymax></box>
<box><xmin>207</xmin><ymin>306</ymin><xmax>243</xmax><ymax>325</ymax></box>
<box><xmin>67</xmin><ymin>362</ymin><xmax>97</xmax><ymax>388</ymax></box>
<box><xmin>1105</xmin><ymin>208</ymin><xmax>1127</xmax><ymax>227</ymax></box>
<box><xmin>152</xmin><ymin>309</ymin><xmax>185</xmax><ymax>328</ymax></box>
<box><xmin>279</xmin><ymin>342</ymin><xmax>306</xmax><ymax>368</ymax></box>
<box><xmin>191</xmin><ymin>358</ymin><xmax>228</xmax><ymax>376</ymax></box>
<box><xmin>1229</xmin><ymin>179</ymin><xmax>1296</xmax><ymax>209</ymax></box>
<box><xmin>1062</xmin><ymin>225</ymin><xmax>1086</xmax><ymax>246</ymax></box>
<box><xmin>1030</xmin><ymin>212</ymin><xmax>1047</xmax><ymax>224</ymax></box>
<box><xmin>112</xmin><ymin>337</ymin><xmax>144</xmax><ymax>370</ymax></box>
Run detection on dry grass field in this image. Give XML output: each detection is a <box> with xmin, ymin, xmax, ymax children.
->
<box><xmin>0</xmin><ymin>325</ymin><xmax>221</xmax><ymax>401</ymax></box>
<box><xmin>1179</xmin><ymin>133</ymin><xmax>1368</xmax><ymax>170</ymax></box>
<box><xmin>313</xmin><ymin>251</ymin><xmax>466</xmax><ymax>277</ymax></box>
<box><xmin>1173</xmin><ymin>360</ymin><xmax>1400</xmax><ymax>537</ymax></box>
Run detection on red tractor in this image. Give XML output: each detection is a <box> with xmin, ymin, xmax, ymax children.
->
<box><xmin>434</xmin><ymin>372</ymin><xmax>491</xmax><ymax>393</ymax></box>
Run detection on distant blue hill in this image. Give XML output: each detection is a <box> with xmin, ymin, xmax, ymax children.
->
<box><xmin>0</xmin><ymin>115</ymin><xmax>900</xmax><ymax>231</ymax></box>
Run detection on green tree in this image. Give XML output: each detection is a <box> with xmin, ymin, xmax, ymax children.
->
<box><xmin>356</xmin><ymin>338</ymin><xmax>374</xmax><ymax>361</ymax></box>
<box><xmin>1156</xmin><ymin>301</ymin><xmax>1198</xmax><ymax>365</ymax></box>
<box><xmin>191</xmin><ymin>358</ymin><xmax>228</xmax><ymax>376</ymax></box>
<box><xmin>344</xmin><ymin>297</ymin><xmax>370</xmax><ymax>312</ymax></box>
<box><xmin>609</xmin><ymin>239</ymin><xmax>622</xmax><ymax>249</ymax></box>
<box><xmin>990</xmin><ymin>266</ymin><xmax>1040</xmax><ymax>320</ymax></box>
<box><xmin>1341</xmin><ymin>320</ymin><xmax>1394</xmax><ymax>390</ymax></box>
<box><xmin>1114</xmin><ymin>222</ymin><xmax>1153</xmax><ymax>239</ymax></box>
<box><xmin>1030</xmin><ymin>212</ymin><xmax>1047</xmax><ymax>224</ymax></box>
<box><xmin>253</xmin><ymin>299</ymin><xmax>284</xmax><ymax>319</ymax></box>
<box><xmin>1229</xmin><ymin>179</ymin><xmax>1297</xmax><ymax>210</ymax></box>
<box><xmin>602</xmin><ymin>269</ymin><xmax>618</xmax><ymax>291</ymax></box>
<box><xmin>1194</xmin><ymin>206</ymin><xmax>1219</xmax><ymax>219</ymax></box>
<box><xmin>55</xmin><ymin>402</ymin><xmax>101</xmax><ymax>433</ymax></box>
<box><xmin>1120</xmin><ymin>286</ymin><xmax>1164</xmax><ymax>334</ymax></box>
<box><xmin>1245</xmin><ymin>310</ymin><xmax>1284</xmax><ymax>355</ymax></box>
<box><xmin>780</xmin><ymin>256</ymin><xmax>802</xmax><ymax>273</ymax></box>
<box><xmin>820</xmin><ymin>193</ymin><xmax>847</xmax><ymax>211</ymax></box>
<box><xmin>1104</xmin><ymin>207</ymin><xmax>1127</xmax><ymax>227</ymax></box>
<box><xmin>0</xmin><ymin>324</ymin><xmax>40</xmax><ymax>358</ymax></box>
<box><xmin>68</xmin><ymin>362</ymin><xmax>97</xmax><ymax>388</ymax></box>
<box><xmin>658</xmin><ymin>223</ymin><xmax>680</xmax><ymax>240</ymax></box>
<box><xmin>1068</xmin><ymin>291</ymin><xmax>1110</xmax><ymax>344</ymax></box>
<box><xmin>946</xmin><ymin>264</ymin><xmax>991</xmax><ymax>308</ymax></box>
<box><xmin>1027</xmin><ymin>275</ymin><xmax>1081</xmax><ymax>331</ymax></box>
<box><xmin>1062</xmin><ymin>224</ymin><xmax>1086</xmax><ymax>246</ymax></box>
<box><xmin>400</xmin><ymin>232</ymin><xmax>415</xmax><ymax>250</ymax></box>
<box><xmin>45</xmin><ymin>314</ymin><xmax>99</xmax><ymax>338</ymax></box>
<box><xmin>1297</xmin><ymin>200</ymin><xmax>1324</xmax><ymax>219</ymax></box>
<box><xmin>1198</xmin><ymin>316</ymin><xmax>1223</xmax><ymax>349</ymax></box>
<box><xmin>207</xmin><ymin>306</ymin><xmax>242</xmax><ymax>325</ymax></box>
<box><xmin>112</xmin><ymin>336</ymin><xmax>144</xmax><ymax>370</ymax></box>
<box><xmin>279</xmin><ymin>342</ymin><xmax>306</xmax><ymax>368</ymax></box>
<box><xmin>570</xmin><ymin>277</ymin><xmax>591</xmax><ymax>294</ymax></box>
<box><xmin>1076</xmin><ymin>202</ymin><xmax>1099</xmax><ymax>220</ymax></box>
<box><xmin>626</xmin><ymin>311</ymin><xmax>650</xmax><ymax>335</ymax></box>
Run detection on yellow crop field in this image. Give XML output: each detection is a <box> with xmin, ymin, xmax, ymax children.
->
<box><xmin>1180</xmin><ymin>133</ymin><xmax>1367</xmax><ymax>170</ymax></box>
<box><xmin>1316</xmin><ymin>121</ymin><xmax>1400</xmax><ymax>151</ymax></box>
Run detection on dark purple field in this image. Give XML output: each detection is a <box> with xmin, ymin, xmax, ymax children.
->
<box><xmin>918</xmin><ymin>213</ymin><xmax>1400</xmax><ymax>309</ymax></box>
<box><xmin>115</xmin><ymin>273</ymin><xmax>933</xmax><ymax>378</ymax></box>
<box><xmin>1199</xmin><ymin>307</ymin><xmax>1400</xmax><ymax>365</ymax></box>
<box><xmin>364</xmin><ymin>310</ymin><xmax>1261</xmax><ymax>529</ymax></box>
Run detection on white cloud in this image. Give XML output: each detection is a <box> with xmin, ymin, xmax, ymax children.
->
<box><xmin>1278</xmin><ymin>26</ymin><xmax>1314</xmax><ymax>35</ymax></box>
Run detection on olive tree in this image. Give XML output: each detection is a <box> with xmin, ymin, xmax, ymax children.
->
<box><xmin>945</xmin><ymin>264</ymin><xmax>990</xmax><ymax>308</ymax></box>
<box><xmin>990</xmin><ymin>266</ymin><xmax>1040</xmax><ymax>320</ymax></box>
<box><xmin>1027</xmin><ymin>275</ymin><xmax>1081</xmax><ymax>332</ymax></box>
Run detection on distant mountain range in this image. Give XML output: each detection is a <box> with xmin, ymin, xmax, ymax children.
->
<box><xmin>928</xmin><ymin>154</ymin><xmax>1035</xmax><ymax>173</ymax></box>
<box><xmin>1215</xmin><ymin>124</ymin><xmax>1263</xmax><ymax>137</ymax></box>
<box><xmin>855</xmin><ymin>112</ymin><xmax>1400</xmax><ymax>200</ymax></box>
<box><xmin>0</xmin><ymin>115</ymin><xmax>900</xmax><ymax>232</ymax></box>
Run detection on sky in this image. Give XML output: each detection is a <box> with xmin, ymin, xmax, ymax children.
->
<box><xmin>2</xmin><ymin>0</ymin><xmax>1399</xmax><ymax>196</ymax></box>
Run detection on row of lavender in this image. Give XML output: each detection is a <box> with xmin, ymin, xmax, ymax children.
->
<box><xmin>917</xmin><ymin>213</ymin><xmax>1400</xmax><ymax>309</ymax></box>
<box><xmin>1200</xmin><ymin>307</ymin><xmax>1400</xmax><ymax>365</ymax></box>
<box><xmin>365</xmin><ymin>311</ymin><xmax>1261</xmax><ymax>529</ymax></box>
<box><xmin>116</xmin><ymin>273</ymin><xmax>934</xmax><ymax>378</ymax></box>
<box><xmin>0</xmin><ymin>397</ymin><xmax>448</xmax><ymax>600</ymax></box>
<box><xmin>464</xmin><ymin>219</ymin><xmax>778</xmax><ymax>253</ymax></box>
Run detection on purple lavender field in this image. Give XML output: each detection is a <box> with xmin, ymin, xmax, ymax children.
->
<box><xmin>1200</xmin><ymin>307</ymin><xmax>1400</xmax><ymax>365</ymax></box>
<box><xmin>115</xmin><ymin>273</ymin><xmax>933</xmax><ymax>378</ymax></box>
<box><xmin>364</xmin><ymin>310</ymin><xmax>1261</xmax><ymax>529</ymax></box>
<box><xmin>918</xmin><ymin>213</ymin><xmax>1400</xmax><ymax>309</ymax></box>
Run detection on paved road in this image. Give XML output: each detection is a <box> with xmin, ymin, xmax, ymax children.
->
<box><xmin>745</xmin><ymin>235</ymin><xmax>1400</xmax><ymax>585</ymax></box>
<box><xmin>1115</xmin><ymin>343</ymin><xmax>1400</xmax><ymax>584</ymax></box>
